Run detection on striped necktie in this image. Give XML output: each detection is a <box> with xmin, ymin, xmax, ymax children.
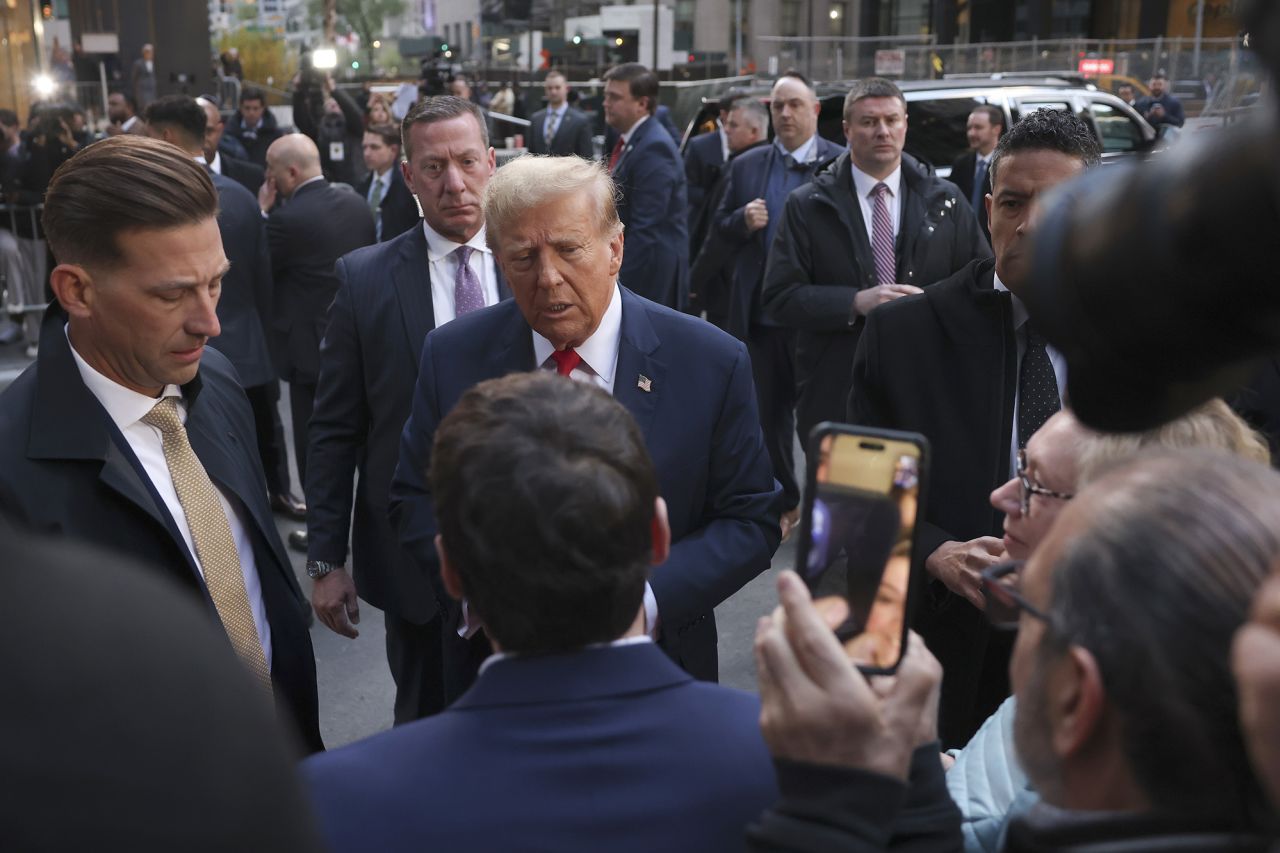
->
<box><xmin>870</xmin><ymin>182</ymin><xmax>896</xmax><ymax>286</ymax></box>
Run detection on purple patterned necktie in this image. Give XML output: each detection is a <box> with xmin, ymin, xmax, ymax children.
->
<box><xmin>871</xmin><ymin>182</ymin><xmax>896</xmax><ymax>286</ymax></box>
<box><xmin>453</xmin><ymin>245</ymin><xmax>485</xmax><ymax>317</ymax></box>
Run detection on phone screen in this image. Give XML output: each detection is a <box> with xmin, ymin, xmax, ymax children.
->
<box><xmin>798</xmin><ymin>428</ymin><xmax>925</xmax><ymax>672</ymax></box>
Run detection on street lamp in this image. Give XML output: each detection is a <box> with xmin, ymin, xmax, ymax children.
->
<box><xmin>312</xmin><ymin>47</ymin><xmax>338</xmax><ymax>69</ymax></box>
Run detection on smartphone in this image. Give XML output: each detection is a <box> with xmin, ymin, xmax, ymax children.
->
<box><xmin>794</xmin><ymin>424</ymin><xmax>930</xmax><ymax>674</ymax></box>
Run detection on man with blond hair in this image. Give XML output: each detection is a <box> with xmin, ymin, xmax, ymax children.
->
<box><xmin>390</xmin><ymin>154</ymin><xmax>782</xmax><ymax>702</ymax></box>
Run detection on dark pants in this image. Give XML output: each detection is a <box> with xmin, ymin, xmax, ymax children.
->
<box><xmin>245</xmin><ymin>380</ymin><xmax>292</xmax><ymax>496</ymax></box>
<box><xmin>747</xmin><ymin>325</ymin><xmax>800</xmax><ymax>510</ymax></box>
<box><xmin>916</xmin><ymin>586</ymin><xmax>1014</xmax><ymax>748</ymax></box>
<box><xmin>440</xmin><ymin>604</ymin><xmax>494</xmax><ymax>705</ymax></box>
<box><xmin>384</xmin><ymin>610</ymin><xmax>446</xmax><ymax>724</ymax></box>
<box><xmin>288</xmin><ymin>380</ymin><xmax>317</xmax><ymax>492</ymax></box>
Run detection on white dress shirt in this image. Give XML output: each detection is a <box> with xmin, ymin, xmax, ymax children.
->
<box><xmin>620</xmin><ymin>113</ymin><xmax>649</xmax><ymax>145</ymax></box>
<box><xmin>718</xmin><ymin>124</ymin><xmax>730</xmax><ymax>162</ymax></box>
<box><xmin>422</xmin><ymin>220</ymin><xmax>499</xmax><ymax>328</ymax></box>
<box><xmin>367</xmin><ymin>167</ymin><xmax>392</xmax><ymax>206</ymax></box>
<box><xmin>531</xmin><ymin>285</ymin><xmax>660</xmax><ymax>637</ymax></box>
<box><xmin>851</xmin><ymin>162</ymin><xmax>903</xmax><ymax>246</ymax></box>
<box><xmin>67</xmin><ymin>329</ymin><xmax>273</xmax><ymax>667</ymax></box>
<box><xmin>776</xmin><ymin>133</ymin><xmax>820</xmax><ymax>164</ymax></box>
<box><xmin>994</xmin><ymin>272</ymin><xmax>1068</xmax><ymax>477</ymax></box>
<box><xmin>207</xmin><ymin>150</ymin><xmax>223</xmax><ymax>175</ymax></box>
<box><xmin>121</xmin><ymin>115</ymin><xmax>140</xmax><ymax>133</ymax></box>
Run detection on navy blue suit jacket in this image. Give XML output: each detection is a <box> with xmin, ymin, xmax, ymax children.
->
<box><xmin>388</xmin><ymin>288</ymin><xmax>783</xmax><ymax>679</ymax></box>
<box><xmin>684</xmin><ymin>129</ymin><xmax>725</xmax><ymax>243</ymax></box>
<box><xmin>303</xmin><ymin>642</ymin><xmax>779</xmax><ymax>852</ymax></box>
<box><xmin>612</xmin><ymin>116</ymin><xmax>690</xmax><ymax>310</ymax></box>
<box><xmin>0</xmin><ymin>311</ymin><xmax>321</xmax><ymax>751</ymax></box>
<box><xmin>712</xmin><ymin>138</ymin><xmax>844</xmax><ymax>340</ymax></box>
<box><xmin>210</xmin><ymin>172</ymin><xmax>275</xmax><ymax>388</ymax></box>
<box><xmin>306</xmin><ymin>226</ymin><xmax>508</xmax><ymax>623</ymax></box>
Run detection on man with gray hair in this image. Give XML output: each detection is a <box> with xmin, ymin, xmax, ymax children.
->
<box><xmin>259</xmin><ymin>134</ymin><xmax>375</xmax><ymax>551</ymax></box>
<box><xmin>305</xmin><ymin>96</ymin><xmax>510</xmax><ymax>722</ymax></box>
<box><xmin>391</xmin><ymin>154</ymin><xmax>782</xmax><ymax>702</ymax></box>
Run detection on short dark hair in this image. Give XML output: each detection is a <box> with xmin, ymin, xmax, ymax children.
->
<box><xmin>429</xmin><ymin>373</ymin><xmax>657</xmax><ymax>654</ymax></box>
<box><xmin>400</xmin><ymin>95</ymin><xmax>488</xmax><ymax>159</ymax></box>
<box><xmin>364</xmin><ymin>122</ymin><xmax>400</xmax><ymax>149</ymax></box>
<box><xmin>989</xmin><ymin>108</ymin><xmax>1100</xmax><ymax>186</ymax></box>
<box><xmin>603</xmin><ymin>62</ymin><xmax>659</xmax><ymax>114</ymax></box>
<box><xmin>42</xmin><ymin>135</ymin><xmax>219</xmax><ymax>269</ymax></box>
<box><xmin>1038</xmin><ymin>451</ymin><xmax>1279</xmax><ymax>827</ymax></box>
<box><xmin>0</xmin><ymin>108</ymin><xmax>18</xmax><ymax>129</ymax></box>
<box><xmin>144</xmin><ymin>95</ymin><xmax>208</xmax><ymax>149</ymax></box>
<box><xmin>971</xmin><ymin>104</ymin><xmax>1005</xmax><ymax>132</ymax></box>
<box><xmin>843</xmin><ymin>77</ymin><xmax>906</xmax><ymax>122</ymax></box>
<box><xmin>110</xmin><ymin>90</ymin><xmax>138</xmax><ymax>112</ymax></box>
<box><xmin>240</xmin><ymin>87</ymin><xmax>266</xmax><ymax>106</ymax></box>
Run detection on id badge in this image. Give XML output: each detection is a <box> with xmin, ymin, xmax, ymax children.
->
<box><xmin>330</xmin><ymin>141</ymin><xmax>345</xmax><ymax>161</ymax></box>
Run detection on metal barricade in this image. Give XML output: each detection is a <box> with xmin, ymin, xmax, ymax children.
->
<box><xmin>0</xmin><ymin>204</ymin><xmax>49</xmax><ymax>316</ymax></box>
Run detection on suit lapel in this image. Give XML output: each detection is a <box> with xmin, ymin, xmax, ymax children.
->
<box><xmin>613</xmin><ymin>289</ymin><xmax>665</xmax><ymax>438</ymax></box>
<box><xmin>488</xmin><ymin>301</ymin><xmax>537</xmax><ymax>376</ymax></box>
<box><xmin>828</xmin><ymin>157</ymin><xmax>877</xmax><ymax>277</ymax></box>
<box><xmin>391</xmin><ymin>226</ymin><xmax>437</xmax><ymax>363</ymax></box>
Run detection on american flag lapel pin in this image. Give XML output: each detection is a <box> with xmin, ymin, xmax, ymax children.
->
<box><xmin>637</xmin><ymin>374</ymin><xmax>652</xmax><ymax>393</ymax></box>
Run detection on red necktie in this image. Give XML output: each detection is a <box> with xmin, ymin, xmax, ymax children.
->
<box><xmin>608</xmin><ymin>137</ymin><xmax>625</xmax><ymax>173</ymax></box>
<box><xmin>550</xmin><ymin>348</ymin><xmax>581</xmax><ymax>377</ymax></box>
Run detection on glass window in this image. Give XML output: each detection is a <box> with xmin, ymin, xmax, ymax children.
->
<box><xmin>780</xmin><ymin>0</ymin><xmax>802</xmax><ymax>37</ymax></box>
<box><xmin>905</xmin><ymin>96</ymin><xmax>987</xmax><ymax>172</ymax></box>
<box><xmin>1087</xmin><ymin>100</ymin><xmax>1143</xmax><ymax>152</ymax></box>
<box><xmin>828</xmin><ymin>2</ymin><xmax>848</xmax><ymax>37</ymax></box>
<box><xmin>1014</xmin><ymin>100</ymin><xmax>1072</xmax><ymax>119</ymax></box>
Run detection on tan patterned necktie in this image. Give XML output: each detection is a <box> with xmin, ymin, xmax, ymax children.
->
<box><xmin>143</xmin><ymin>397</ymin><xmax>272</xmax><ymax>693</ymax></box>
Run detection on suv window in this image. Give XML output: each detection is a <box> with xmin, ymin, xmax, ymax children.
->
<box><xmin>1014</xmin><ymin>99</ymin><xmax>1073</xmax><ymax>118</ymax></box>
<box><xmin>1086</xmin><ymin>100</ymin><xmax>1143</xmax><ymax>153</ymax></box>
<box><xmin>904</xmin><ymin>96</ymin><xmax>984</xmax><ymax>170</ymax></box>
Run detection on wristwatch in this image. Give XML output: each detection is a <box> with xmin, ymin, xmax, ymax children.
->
<box><xmin>306</xmin><ymin>560</ymin><xmax>342</xmax><ymax>580</ymax></box>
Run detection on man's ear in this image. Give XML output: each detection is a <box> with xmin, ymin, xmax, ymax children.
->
<box><xmin>1051</xmin><ymin>645</ymin><xmax>1107</xmax><ymax>760</ymax></box>
<box><xmin>608</xmin><ymin>227</ymin><xmax>624</xmax><ymax>278</ymax></box>
<box><xmin>49</xmin><ymin>263</ymin><xmax>94</xmax><ymax>319</ymax></box>
<box><xmin>434</xmin><ymin>533</ymin><xmax>465</xmax><ymax>602</ymax></box>
<box><xmin>650</xmin><ymin>497</ymin><xmax>671</xmax><ymax>565</ymax></box>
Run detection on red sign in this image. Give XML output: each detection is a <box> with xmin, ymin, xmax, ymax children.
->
<box><xmin>1078</xmin><ymin>58</ymin><xmax>1115</xmax><ymax>76</ymax></box>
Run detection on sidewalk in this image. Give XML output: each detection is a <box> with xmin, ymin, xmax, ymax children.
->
<box><xmin>0</xmin><ymin>337</ymin><xmax>35</xmax><ymax>392</ymax></box>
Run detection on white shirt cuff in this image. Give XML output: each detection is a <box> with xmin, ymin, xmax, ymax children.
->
<box><xmin>643</xmin><ymin>582</ymin><xmax>660</xmax><ymax>639</ymax></box>
<box><xmin>457</xmin><ymin>598</ymin><xmax>482</xmax><ymax>639</ymax></box>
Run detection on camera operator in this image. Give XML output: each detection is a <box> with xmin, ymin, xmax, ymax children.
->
<box><xmin>293</xmin><ymin>67</ymin><xmax>367</xmax><ymax>187</ymax></box>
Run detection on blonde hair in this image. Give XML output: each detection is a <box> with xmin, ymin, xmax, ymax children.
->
<box><xmin>1077</xmin><ymin>399</ymin><xmax>1271</xmax><ymax>487</ymax></box>
<box><xmin>483</xmin><ymin>155</ymin><xmax>621</xmax><ymax>248</ymax></box>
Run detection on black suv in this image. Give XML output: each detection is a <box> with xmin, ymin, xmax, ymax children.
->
<box><xmin>681</xmin><ymin>75</ymin><xmax>1162</xmax><ymax>176</ymax></box>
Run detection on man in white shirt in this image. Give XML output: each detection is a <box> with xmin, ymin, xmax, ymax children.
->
<box><xmin>305</xmin><ymin>96</ymin><xmax>509</xmax><ymax>724</ymax></box>
<box><xmin>306</xmin><ymin>370</ymin><xmax>778</xmax><ymax>852</ymax></box>
<box><xmin>0</xmin><ymin>134</ymin><xmax>322</xmax><ymax>751</ymax></box>
<box><xmin>390</xmin><ymin>155</ymin><xmax>782</xmax><ymax>704</ymax></box>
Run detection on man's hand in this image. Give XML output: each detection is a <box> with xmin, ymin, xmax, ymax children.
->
<box><xmin>105</xmin><ymin>123</ymin><xmax>124</xmax><ymax>137</ymax></box>
<box><xmin>312</xmin><ymin>568</ymin><xmax>360</xmax><ymax>638</ymax></box>
<box><xmin>1148</xmin><ymin>103</ymin><xmax>1166</xmax><ymax>120</ymax></box>
<box><xmin>925</xmin><ymin>538</ymin><xmax>1004</xmax><ymax>609</ymax></box>
<box><xmin>853</xmin><ymin>284</ymin><xmax>923</xmax><ymax>317</ymax></box>
<box><xmin>257</xmin><ymin>174</ymin><xmax>278</xmax><ymax>215</ymax></box>
<box><xmin>755</xmin><ymin>571</ymin><xmax>943</xmax><ymax>781</ymax></box>
<box><xmin>744</xmin><ymin>198</ymin><xmax>769</xmax><ymax>233</ymax></box>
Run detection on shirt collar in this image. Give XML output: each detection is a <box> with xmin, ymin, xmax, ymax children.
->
<box><xmin>478</xmin><ymin>635</ymin><xmax>652</xmax><ymax>676</ymax></box>
<box><xmin>992</xmin><ymin>270</ymin><xmax>1029</xmax><ymax>329</ymax></box>
<box><xmin>850</xmin><ymin>161</ymin><xmax>902</xmax><ymax>202</ymax></box>
<box><xmin>193</xmin><ymin>153</ymin><xmax>208</xmax><ymax>166</ymax></box>
<box><xmin>421</xmin><ymin>219</ymin><xmax>490</xmax><ymax>263</ymax></box>
<box><xmin>121</xmin><ymin>115</ymin><xmax>139</xmax><ymax>132</ymax></box>
<box><xmin>208</xmin><ymin>150</ymin><xmax>222</xmax><ymax>174</ymax></box>
<box><xmin>531</xmin><ymin>283</ymin><xmax>622</xmax><ymax>386</ymax></box>
<box><xmin>64</xmin><ymin>324</ymin><xmax>184</xmax><ymax>433</ymax></box>
<box><xmin>547</xmin><ymin>102</ymin><xmax>567</xmax><ymax>119</ymax></box>
<box><xmin>776</xmin><ymin>133</ymin><xmax>819</xmax><ymax>164</ymax></box>
<box><xmin>620</xmin><ymin>113</ymin><xmax>648</xmax><ymax>144</ymax></box>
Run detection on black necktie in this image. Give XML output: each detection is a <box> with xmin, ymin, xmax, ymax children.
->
<box><xmin>1018</xmin><ymin>324</ymin><xmax>1061</xmax><ymax>449</ymax></box>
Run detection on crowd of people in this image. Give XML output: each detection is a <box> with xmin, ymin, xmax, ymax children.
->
<box><xmin>2</xmin><ymin>55</ymin><xmax>1279</xmax><ymax>853</ymax></box>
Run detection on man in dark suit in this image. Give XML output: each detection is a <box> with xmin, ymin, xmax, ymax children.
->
<box><xmin>307</xmin><ymin>372</ymin><xmax>778</xmax><ymax>851</ymax></box>
<box><xmin>603</xmin><ymin>62</ymin><xmax>688</xmax><ymax>310</ymax></box>
<box><xmin>710</xmin><ymin>73</ymin><xmax>845</xmax><ymax>535</ymax></box>
<box><xmin>949</xmin><ymin>104</ymin><xmax>1002</xmax><ymax>245</ymax></box>
<box><xmin>847</xmin><ymin>109</ymin><xmax>1100</xmax><ymax>745</ymax></box>
<box><xmin>307</xmin><ymin>97</ymin><xmax>509</xmax><ymax>724</ymax></box>
<box><xmin>0</xmin><ymin>136</ymin><xmax>321</xmax><ymax>750</ymax></box>
<box><xmin>259</xmin><ymin>132</ymin><xmax>376</xmax><ymax>547</ymax></box>
<box><xmin>198</xmin><ymin>96</ymin><xmax>265</xmax><ymax>195</ymax></box>
<box><xmin>390</xmin><ymin>155</ymin><xmax>782</xmax><ymax>702</ymax></box>
<box><xmin>227</xmin><ymin>87</ymin><xmax>284</xmax><ymax>167</ymax></box>
<box><xmin>357</xmin><ymin>123</ymin><xmax>419</xmax><ymax>242</ymax></box>
<box><xmin>763</xmin><ymin>77</ymin><xmax>990</xmax><ymax>444</ymax></box>
<box><xmin>527</xmin><ymin>70</ymin><xmax>594</xmax><ymax>158</ymax></box>
<box><xmin>682</xmin><ymin>92</ymin><xmax>739</xmax><ymax>255</ymax></box>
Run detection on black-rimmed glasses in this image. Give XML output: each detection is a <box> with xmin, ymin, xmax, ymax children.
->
<box><xmin>981</xmin><ymin>560</ymin><xmax>1050</xmax><ymax>630</ymax></box>
<box><xmin>1016</xmin><ymin>449</ymin><xmax>1074</xmax><ymax>517</ymax></box>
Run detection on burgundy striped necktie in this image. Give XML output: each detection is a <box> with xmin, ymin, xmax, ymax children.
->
<box><xmin>871</xmin><ymin>182</ymin><xmax>896</xmax><ymax>286</ymax></box>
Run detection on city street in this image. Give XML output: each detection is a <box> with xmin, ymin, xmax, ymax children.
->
<box><xmin>0</xmin><ymin>338</ymin><xmax>789</xmax><ymax>749</ymax></box>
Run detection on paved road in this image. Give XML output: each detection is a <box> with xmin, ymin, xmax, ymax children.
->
<box><xmin>2</xmin><ymin>340</ymin><xmax>797</xmax><ymax>749</ymax></box>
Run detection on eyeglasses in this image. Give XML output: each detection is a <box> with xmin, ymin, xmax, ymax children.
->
<box><xmin>981</xmin><ymin>560</ymin><xmax>1049</xmax><ymax>629</ymax></box>
<box><xmin>1016</xmin><ymin>449</ymin><xmax>1074</xmax><ymax>517</ymax></box>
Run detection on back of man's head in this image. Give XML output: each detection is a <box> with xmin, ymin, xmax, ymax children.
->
<box><xmin>1027</xmin><ymin>450</ymin><xmax>1278</xmax><ymax>826</ymax></box>
<box><xmin>145</xmin><ymin>95</ymin><xmax>208</xmax><ymax>153</ymax></box>
<box><xmin>430</xmin><ymin>373</ymin><xmax>657</xmax><ymax>654</ymax></box>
